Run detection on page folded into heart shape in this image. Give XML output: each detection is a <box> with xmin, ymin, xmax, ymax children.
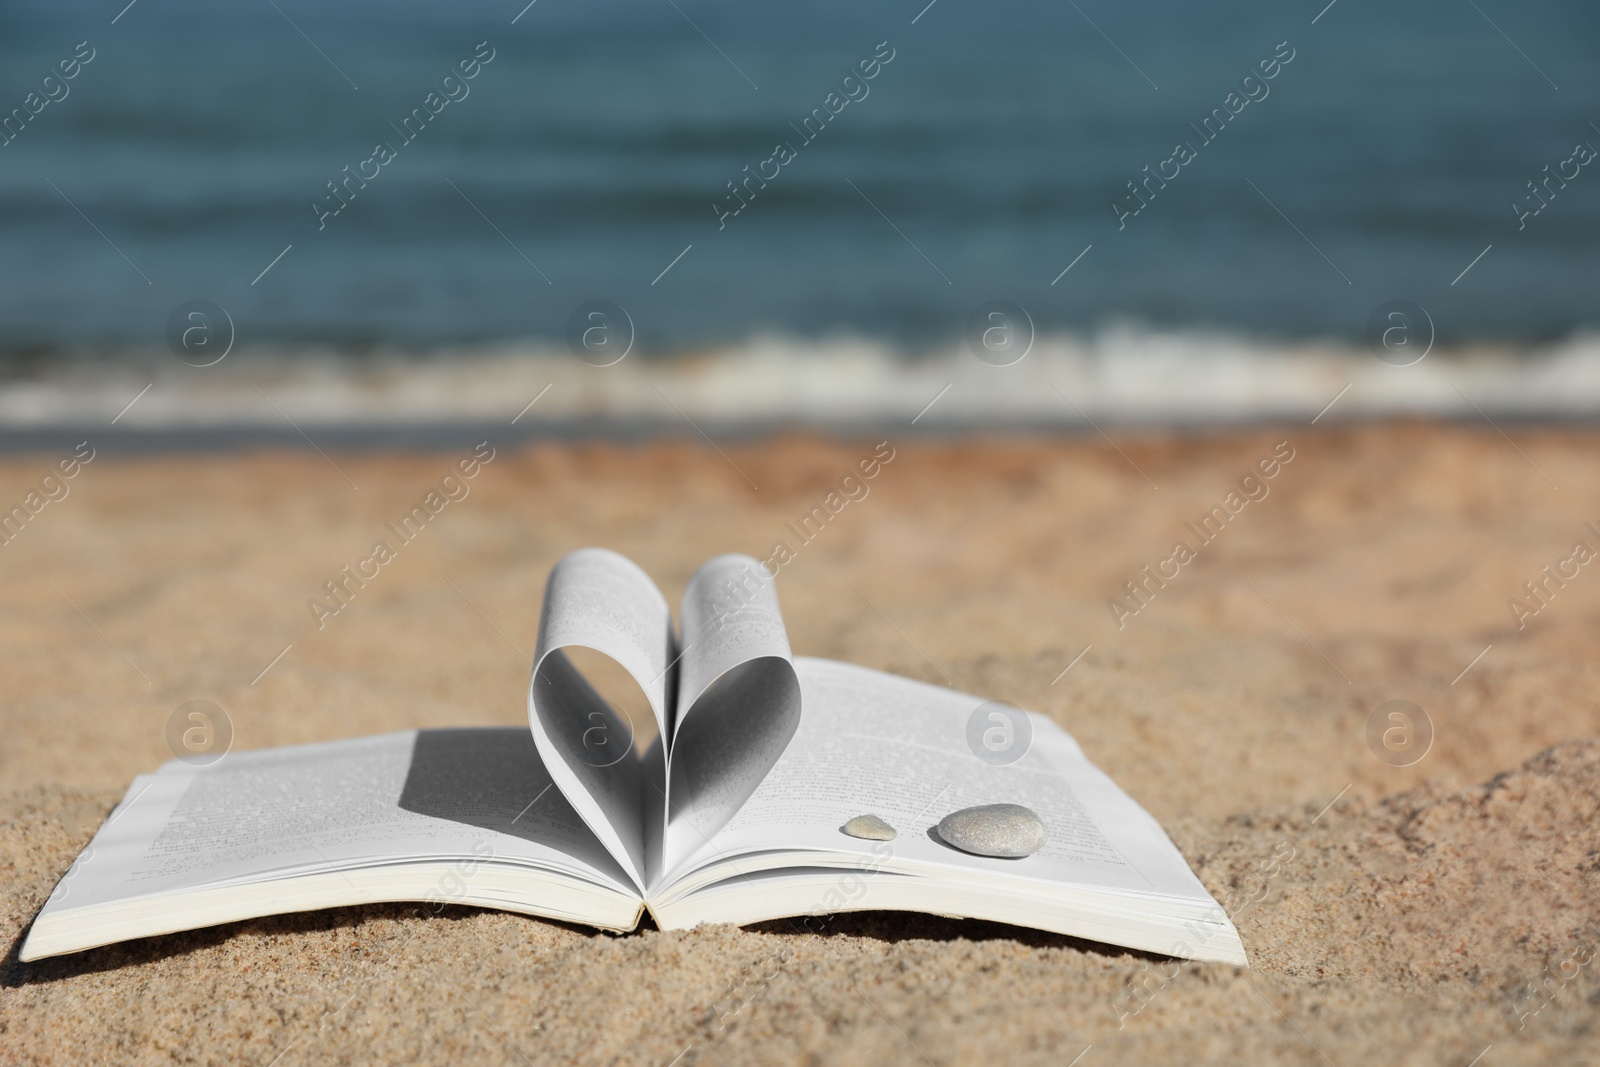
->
<box><xmin>528</xmin><ymin>550</ymin><xmax>800</xmax><ymax>893</ymax></box>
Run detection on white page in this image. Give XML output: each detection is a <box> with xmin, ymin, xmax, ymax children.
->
<box><xmin>528</xmin><ymin>548</ymin><xmax>674</xmax><ymax>891</ymax></box>
<box><xmin>40</xmin><ymin>729</ymin><xmax>632</xmax><ymax>917</ymax></box>
<box><xmin>661</xmin><ymin>555</ymin><xmax>801</xmax><ymax>878</ymax></box>
<box><xmin>667</xmin><ymin>659</ymin><xmax>1214</xmax><ymax>904</ymax></box>
<box><xmin>674</xmin><ymin>554</ymin><xmax>793</xmax><ymax>718</ymax></box>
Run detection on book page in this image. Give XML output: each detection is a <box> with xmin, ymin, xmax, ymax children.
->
<box><xmin>41</xmin><ymin>729</ymin><xmax>632</xmax><ymax>916</ymax></box>
<box><xmin>666</xmin><ymin>659</ymin><xmax>1213</xmax><ymax>903</ymax></box>
<box><xmin>528</xmin><ymin>548</ymin><xmax>673</xmax><ymax>891</ymax></box>
<box><xmin>661</xmin><ymin>555</ymin><xmax>801</xmax><ymax>876</ymax></box>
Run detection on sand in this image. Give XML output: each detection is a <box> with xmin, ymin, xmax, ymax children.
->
<box><xmin>3</xmin><ymin>422</ymin><xmax>1600</xmax><ymax>1064</ymax></box>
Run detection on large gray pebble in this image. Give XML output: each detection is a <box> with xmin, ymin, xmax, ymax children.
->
<box><xmin>936</xmin><ymin>803</ymin><xmax>1046</xmax><ymax>858</ymax></box>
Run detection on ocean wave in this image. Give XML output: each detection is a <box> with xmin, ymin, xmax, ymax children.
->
<box><xmin>4</xmin><ymin>329</ymin><xmax>1600</xmax><ymax>430</ymax></box>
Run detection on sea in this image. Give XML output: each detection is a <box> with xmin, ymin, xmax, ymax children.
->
<box><xmin>1</xmin><ymin>0</ymin><xmax>1597</xmax><ymax>431</ymax></box>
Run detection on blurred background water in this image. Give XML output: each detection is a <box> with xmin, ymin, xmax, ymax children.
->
<box><xmin>1</xmin><ymin>0</ymin><xmax>1598</xmax><ymax>433</ymax></box>
<box><xmin>3</xmin><ymin>0</ymin><xmax>1596</xmax><ymax>354</ymax></box>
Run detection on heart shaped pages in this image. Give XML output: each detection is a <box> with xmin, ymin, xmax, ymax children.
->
<box><xmin>527</xmin><ymin>549</ymin><xmax>800</xmax><ymax>892</ymax></box>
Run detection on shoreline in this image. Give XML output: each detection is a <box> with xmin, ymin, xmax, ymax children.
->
<box><xmin>0</xmin><ymin>412</ymin><xmax>1593</xmax><ymax>456</ymax></box>
<box><xmin>3</xmin><ymin>332</ymin><xmax>1600</xmax><ymax>436</ymax></box>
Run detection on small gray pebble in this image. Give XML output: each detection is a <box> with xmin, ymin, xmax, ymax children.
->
<box><xmin>841</xmin><ymin>814</ymin><xmax>897</xmax><ymax>841</ymax></box>
<box><xmin>936</xmin><ymin>803</ymin><xmax>1046</xmax><ymax>858</ymax></box>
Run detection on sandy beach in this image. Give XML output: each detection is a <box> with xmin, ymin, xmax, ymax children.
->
<box><xmin>3</xmin><ymin>422</ymin><xmax>1599</xmax><ymax>1065</ymax></box>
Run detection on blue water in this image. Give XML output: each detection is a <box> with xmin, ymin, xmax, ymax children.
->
<box><xmin>1</xmin><ymin>0</ymin><xmax>1597</xmax><ymax>351</ymax></box>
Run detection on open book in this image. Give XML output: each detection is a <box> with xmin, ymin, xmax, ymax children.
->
<box><xmin>21</xmin><ymin>549</ymin><xmax>1245</xmax><ymax>966</ymax></box>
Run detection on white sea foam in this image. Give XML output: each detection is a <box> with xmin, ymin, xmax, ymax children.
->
<box><xmin>3</xmin><ymin>329</ymin><xmax>1598</xmax><ymax>429</ymax></box>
